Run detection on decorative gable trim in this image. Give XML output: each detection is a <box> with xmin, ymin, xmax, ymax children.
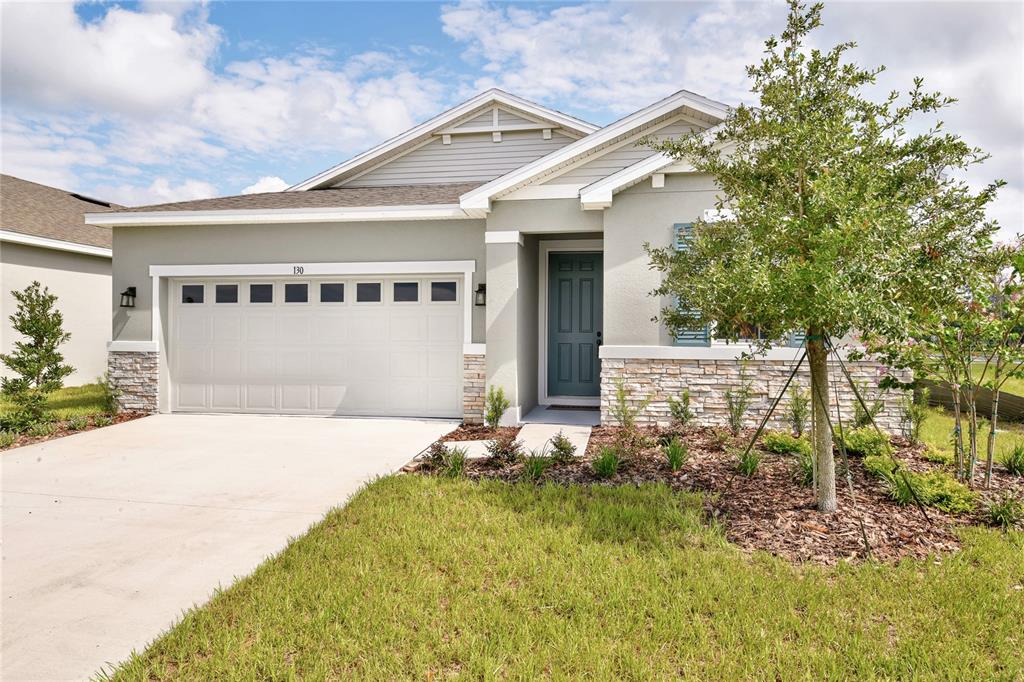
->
<box><xmin>0</xmin><ymin>229</ymin><xmax>112</xmax><ymax>258</ymax></box>
<box><xmin>288</xmin><ymin>90</ymin><xmax>598</xmax><ymax>191</ymax></box>
<box><xmin>459</xmin><ymin>90</ymin><xmax>729</xmax><ymax>213</ymax></box>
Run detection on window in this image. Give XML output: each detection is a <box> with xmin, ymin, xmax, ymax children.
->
<box><xmin>215</xmin><ymin>284</ymin><xmax>238</xmax><ymax>304</ymax></box>
<box><xmin>393</xmin><ymin>282</ymin><xmax>418</xmax><ymax>302</ymax></box>
<box><xmin>356</xmin><ymin>282</ymin><xmax>381</xmax><ymax>303</ymax></box>
<box><xmin>431</xmin><ymin>281</ymin><xmax>457</xmax><ymax>302</ymax></box>
<box><xmin>181</xmin><ymin>284</ymin><xmax>204</xmax><ymax>304</ymax></box>
<box><xmin>320</xmin><ymin>282</ymin><xmax>344</xmax><ymax>303</ymax></box>
<box><xmin>284</xmin><ymin>283</ymin><xmax>308</xmax><ymax>303</ymax></box>
<box><xmin>249</xmin><ymin>284</ymin><xmax>273</xmax><ymax>303</ymax></box>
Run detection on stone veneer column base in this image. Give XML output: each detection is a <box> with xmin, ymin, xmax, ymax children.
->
<box><xmin>463</xmin><ymin>353</ymin><xmax>486</xmax><ymax>424</ymax></box>
<box><xmin>108</xmin><ymin>351</ymin><xmax>159</xmax><ymax>413</ymax></box>
<box><xmin>601</xmin><ymin>357</ymin><xmax>906</xmax><ymax>434</ymax></box>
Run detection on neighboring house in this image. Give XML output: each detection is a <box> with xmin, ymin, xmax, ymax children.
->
<box><xmin>86</xmin><ymin>89</ymin><xmax>902</xmax><ymax>429</ymax></box>
<box><xmin>1</xmin><ymin>175</ymin><xmax>116</xmax><ymax>384</ymax></box>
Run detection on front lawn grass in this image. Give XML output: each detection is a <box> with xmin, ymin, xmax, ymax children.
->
<box><xmin>0</xmin><ymin>382</ymin><xmax>107</xmax><ymax>420</ymax></box>
<box><xmin>109</xmin><ymin>476</ymin><xmax>1023</xmax><ymax>680</ymax></box>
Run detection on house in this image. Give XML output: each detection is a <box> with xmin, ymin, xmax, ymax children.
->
<box><xmin>85</xmin><ymin>89</ymin><xmax>902</xmax><ymax>429</ymax></box>
<box><xmin>1</xmin><ymin>175</ymin><xmax>116</xmax><ymax>384</ymax></box>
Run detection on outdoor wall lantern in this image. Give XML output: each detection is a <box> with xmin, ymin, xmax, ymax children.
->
<box><xmin>119</xmin><ymin>286</ymin><xmax>137</xmax><ymax>308</ymax></box>
<box><xmin>474</xmin><ymin>283</ymin><xmax>487</xmax><ymax>306</ymax></box>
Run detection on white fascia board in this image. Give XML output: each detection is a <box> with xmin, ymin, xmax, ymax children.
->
<box><xmin>459</xmin><ymin>90</ymin><xmax>729</xmax><ymax>212</ymax></box>
<box><xmin>287</xmin><ymin>89</ymin><xmax>598</xmax><ymax>192</ymax></box>
<box><xmin>0</xmin><ymin>230</ymin><xmax>111</xmax><ymax>258</ymax></box>
<box><xmin>84</xmin><ymin>204</ymin><xmax>471</xmax><ymax>228</ymax></box>
<box><xmin>579</xmin><ymin>153</ymin><xmax>675</xmax><ymax>210</ymax></box>
<box><xmin>149</xmin><ymin>260</ymin><xmax>476</xmax><ymax>278</ymax></box>
<box><xmin>499</xmin><ymin>183</ymin><xmax>586</xmax><ymax>201</ymax></box>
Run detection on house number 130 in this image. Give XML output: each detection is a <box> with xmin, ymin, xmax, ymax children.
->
<box><xmin>293</xmin><ymin>266</ymin><xmax>304</xmax><ymax>275</ymax></box>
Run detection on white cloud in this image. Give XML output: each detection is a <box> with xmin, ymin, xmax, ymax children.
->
<box><xmin>94</xmin><ymin>177</ymin><xmax>218</xmax><ymax>207</ymax></box>
<box><xmin>241</xmin><ymin>176</ymin><xmax>290</xmax><ymax>194</ymax></box>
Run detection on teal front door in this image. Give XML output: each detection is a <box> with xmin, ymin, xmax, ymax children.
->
<box><xmin>548</xmin><ymin>252</ymin><xmax>603</xmax><ymax>397</ymax></box>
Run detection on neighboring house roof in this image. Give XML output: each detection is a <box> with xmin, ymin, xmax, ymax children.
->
<box><xmin>0</xmin><ymin>174</ymin><xmax>117</xmax><ymax>256</ymax></box>
<box><xmin>459</xmin><ymin>90</ymin><xmax>730</xmax><ymax>214</ymax></box>
<box><xmin>287</xmin><ymin>89</ymin><xmax>599</xmax><ymax>191</ymax></box>
<box><xmin>85</xmin><ymin>183</ymin><xmax>482</xmax><ymax>227</ymax></box>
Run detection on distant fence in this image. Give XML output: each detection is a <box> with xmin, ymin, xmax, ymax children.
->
<box><xmin>918</xmin><ymin>379</ymin><xmax>1024</xmax><ymax>422</ymax></box>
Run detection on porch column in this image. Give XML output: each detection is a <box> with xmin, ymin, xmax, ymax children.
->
<box><xmin>484</xmin><ymin>232</ymin><xmax>525</xmax><ymax>424</ymax></box>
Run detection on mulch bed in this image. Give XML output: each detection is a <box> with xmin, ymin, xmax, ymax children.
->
<box><xmin>440</xmin><ymin>424</ymin><xmax>521</xmax><ymax>442</ymax></box>
<box><xmin>1</xmin><ymin>411</ymin><xmax>148</xmax><ymax>451</ymax></box>
<box><xmin>413</xmin><ymin>425</ymin><xmax>1022</xmax><ymax>566</ymax></box>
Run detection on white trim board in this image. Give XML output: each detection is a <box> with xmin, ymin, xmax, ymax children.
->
<box><xmin>538</xmin><ymin>239</ymin><xmax>604</xmax><ymax>408</ymax></box>
<box><xmin>600</xmin><ymin>345</ymin><xmax>817</xmax><ymax>361</ymax></box>
<box><xmin>108</xmin><ymin>340</ymin><xmax>158</xmax><ymax>352</ymax></box>
<box><xmin>484</xmin><ymin>231</ymin><xmax>524</xmax><ymax>246</ymax></box>
<box><xmin>460</xmin><ymin>90</ymin><xmax>729</xmax><ymax>212</ymax></box>
<box><xmin>288</xmin><ymin>89</ymin><xmax>598</xmax><ymax>191</ymax></box>
<box><xmin>0</xmin><ymin>230</ymin><xmax>111</xmax><ymax>258</ymax></box>
<box><xmin>85</xmin><ymin>204</ymin><xmax>471</xmax><ymax>228</ymax></box>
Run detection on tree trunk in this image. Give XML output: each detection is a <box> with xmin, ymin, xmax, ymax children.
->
<box><xmin>966</xmin><ymin>399</ymin><xmax>979</xmax><ymax>486</ymax></box>
<box><xmin>951</xmin><ymin>385</ymin><xmax>965</xmax><ymax>481</ymax></box>
<box><xmin>808</xmin><ymin>333</ymin><xmax>836</xmax><ymax>513</ymax></box>
<box><xmin>986</xmin><ymin>356</ymin><xmax>1002</xmax><ymax>488</ymax></box>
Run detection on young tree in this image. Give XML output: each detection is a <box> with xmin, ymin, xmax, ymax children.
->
<box><xmin>646</xmin><ymin>1</ymin><xmax>1001</xmax><ymax>511</ymax></box>
<box><xmin>0</xmin><ymin>281</ymin><xmax>74</xmax><ymax>428</ymax></box>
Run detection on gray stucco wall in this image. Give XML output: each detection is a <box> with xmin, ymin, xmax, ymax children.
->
<box><xmin>2</xmin><ymin>242</ymin><xmax>111</xmax><ymax>384</ymax></box>
<box><xmin>486</xmin><ymin>198</ymin><xmax>602</xmax><ymax>234</ymax></box>
<box><xmin>111</xmin><ymin>219</ymin><xmax>487</xmax><ymax>344</ymax></box>
<box><xmin>602</xmin><ymin>173</ymin><xmax>720</xmax><ymax>346</ymax></box>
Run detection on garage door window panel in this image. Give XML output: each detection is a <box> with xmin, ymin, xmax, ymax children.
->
<box><xmin>356</xmin><ymin>282</ymin><xmax>382</xmax><ymax>304</ymax></box>
<box><xmin>215</xmin><ymin>284</ymin><xmax>239</xmax><ymax>304</ymax></box>
<box><xmin>393</xmin><ymin>282</ymin><xmax>419</xmax><ymax>303</ymax></box>
<box><xmin>249</xmin><ymin>283</ymin><xmax>274</xmax><ymax>304</ymax></box>
<box><xmin>320</xmin><ymin>282</ymin><xmax>345</xmax><ymax>303</ymax></box>
<box><xmin>284</xmin><ymin>282</ymin><xmax>309</xmax><ymax>304</ymax></box>
<box><xmin>181</xmin><ymin>284</ymin><xmax>204</xmax><ymax>304</ymax></box>
<box><xmin>430</xmin><ymin>281</ymin><xmax>458</xmax><ymax>303</ymax></box>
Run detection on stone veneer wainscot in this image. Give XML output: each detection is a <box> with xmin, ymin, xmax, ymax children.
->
<box><xmin>108</xmin><ymin>350</ymin><xmax>159</xmax><ymax>413</ymax></box>
<box><xmin>463</xmin><ymin>353</ymin><xmax>486</xmax><ymax>424</ymax></box>
<box><xmin>600</xmin><ymin>357</ymin><xmax>906</xmax><ymax>433</ymax></box>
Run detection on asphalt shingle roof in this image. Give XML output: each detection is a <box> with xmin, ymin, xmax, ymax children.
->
<box><xmin>115</xmin><ymin>183</ymin><xmax>483</xmax><ymax>213</ymax></box>
<box><xmin>1</xmin><ymin>175</ymin><xmax>117</xmax><ymax>249</ymax></box>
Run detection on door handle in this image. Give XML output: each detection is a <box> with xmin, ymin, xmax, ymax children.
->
<box><xmin>596</xmin><ymin>331</ymin><xmax>602</xmax><ymax>347</ymax></box>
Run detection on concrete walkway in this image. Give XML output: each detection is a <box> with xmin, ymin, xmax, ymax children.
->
<box><xmin>1</xmin><ymin>413</ymin><xmax>454</xmax><ymax>681</ymax></box>
<box><xmin>445</xmin><ymin>421</ymin><xmax>593</xmax><ymax>460</ymax></box>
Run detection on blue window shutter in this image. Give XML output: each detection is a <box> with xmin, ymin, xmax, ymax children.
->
<box><xmin>672</xmin><ymin>223</ymin><xmax>711</xmax><ymax>347</ymax></box>
<box><xmin>788</xmin><ymin>331</ymin><xmax>806</xmax><ymax>348</ymax></box>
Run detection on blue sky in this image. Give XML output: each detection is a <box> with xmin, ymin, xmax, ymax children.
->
<box><xmin>1</xmin><ymin>1</ymin><xmax>1021</xmax><ymax>236</ymax></box>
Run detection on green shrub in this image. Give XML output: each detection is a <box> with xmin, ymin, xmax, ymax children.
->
<box><xmin>735</xmin><ymin>448</ymin><xmax>760</xmax><ymax>477</ymax></box>
<box><xmin>852</xmin><ymin>381</ymin><xmax>885</xmax><ymax>428</ymax></box>
<box><xmin>864</xmin><ymin>456</ymin><xmax>976</xmax><ymax>515</ymax></box>
<box><xmin>66</xmin><ymin>415</ymin><xmax>89</xmax><ymax>431</ymax></box>
<box><xmin>724</xmin><ymin>365</ymin><xmax>753</xmax><ymax>436</ymax></box>
<box><xmin>549</xmin><ymin>431</ymin><xmax>577</xmax><ymax>464</ymax></box>
<box><xmin>484</xmin><ymin>386</ymin><xmax>510</xmax><ymax>429</ymax></box>
<box><xmin>986</xmin><ymin>493</ymin><xmax>1023</xmax><ymax>529</ymax></box>
<box><xmin>27</xmin><ymin>421</ymin><xmax>56</xmax><ymax>438</ymax></box>
<box><xmin>922</xmin><ymin>446</ymin><xmax>953</xmax><ymax>465</ymax></box>
<box><xmin>522</xmin><ymin>451</ymin><xmax>552</xmax><ymax>481</ymax></box>
<box><xmin>760</xmin><ymin>431</ymin><xmax>811</xmax><ymax>457</ymax></box>
<box><xmin>667</xmin><ymin>390</ymin><xmax>694</xmax><ymax>428</ymax></box>
<box><xmin>662</xmin><ymin>436</ymin><xmax>688</xmax><ymax>471</ymax></box>
<box><xmin>1001</xmin><ymin>445</ymin><xmax>1024</xmax><ymax>476</ymax></box>
<box><xmin>608</xmin><ymin>378</ymin><xmax>649</xmax><ymax>431</ymax></box>
<box><xmin>93</xmin><ymin>415</ymin><xmax>113</xmax><ymax>428</ymax></box>
<box><xmin>485</xmin><ymin>430</ymin><xmax>523</xmax><ymax>465</ymax></box>
<box><xmin>786</xmin><ymin>385</ymin><xmax>810</xmax><ymax>436</ymax></box>
<box><xmin>442</xmin><ymin>447</ymin><xmax>467</xmax><ymax>478</ymax></box>
<box><xmin>839</xmin><ymin>427</ymin><xmax>892</xmax><ymax>458</ymax></box>
<box><xmin>592</xmin><ymin>447</ymin><xmax>621</xmax><ymax>479</ymax></box>
<box><xmin>0</xmin><ymin>431</ymin><xmax>17</xmax><ymax>448</ymax></box>
<box><xmin>793</xmin><ymin>447</ymin><xmax>814</xmax><ymax>487</ymax></box>
<box><xmin>900</xmin><ymin>387</ymin><xmax>929</xmax><ymax>444</ymax></box>
<box><xmin>100</xmin><ymin>372</ymin><xmax>121</xmax><ymax>415</ymax></box>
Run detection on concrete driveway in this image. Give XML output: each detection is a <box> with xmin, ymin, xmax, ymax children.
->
<box><xmin>1</xmin><ymin>413</ymin><xmax>453</xmax><ymax>681</ymax></box>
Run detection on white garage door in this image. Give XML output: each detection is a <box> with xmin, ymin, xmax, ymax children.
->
<box><xmin>169</xmin><ymin>276</ymin><xmax>464</xmax><ymax>417</ymax></box>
